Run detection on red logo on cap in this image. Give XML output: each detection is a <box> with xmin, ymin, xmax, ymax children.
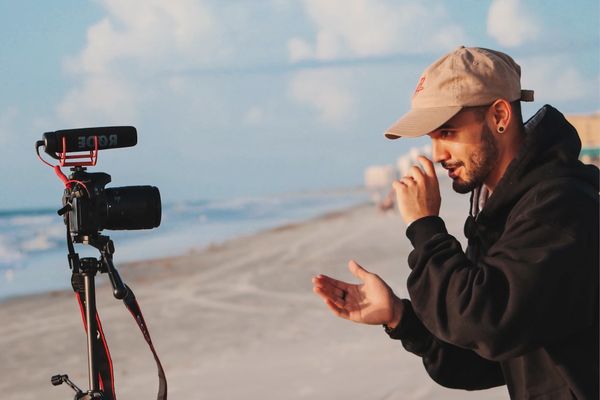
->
<box><xmin>413</xmin><ymin>76</ymin><xmax>426</xmax><ymax>96</ymax></box>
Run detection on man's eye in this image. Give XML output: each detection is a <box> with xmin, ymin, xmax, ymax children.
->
<box><xmin>440</xmin><ymin>130</ymin><xmax>452</xmax><ymax>138</ymax></box>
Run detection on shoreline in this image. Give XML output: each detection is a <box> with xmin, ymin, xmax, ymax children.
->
<box><xmin>0</xmin><ymin>203</ymin><xmax>368</xmax><ymax>306</ymax></box>
<box><xmin>0</xmin><ymin>188</ymin><xmax>370</xmax><ymax>303</ymax></box>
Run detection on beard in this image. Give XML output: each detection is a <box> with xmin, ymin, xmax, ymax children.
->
<box><xmin>446</xmin><ymin>124</ymin><xmax>499</xmax><ymax>194</ymax></box>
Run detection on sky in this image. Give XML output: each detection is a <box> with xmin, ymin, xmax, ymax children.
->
<box><xmin>1</xmin><ymin>0</ymin><xmax>598</xmax><ymax>210</ymax></box>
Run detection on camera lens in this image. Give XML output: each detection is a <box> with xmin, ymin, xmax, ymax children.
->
<box><xmin>103</xmin><ymin>186</ymin><xmax>161</xmax><ymax>230</ymax></box>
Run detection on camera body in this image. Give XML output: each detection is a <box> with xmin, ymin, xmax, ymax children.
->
<box><xmin>64</xmin><ymin>168</ymin><xmax>161</xmax><ymax>238</ymax></box>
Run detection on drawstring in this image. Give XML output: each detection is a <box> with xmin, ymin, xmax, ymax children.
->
<box><xmin>469</xmin><ymin>190</ymin><xmax>475</xmax><ymax>218</ymax></box>
<box><xmin>465</xmin><ymin>189</ymin><xmax>477</xmax><ymax>241</ymax></box>
<box><xmin>465</xmin><ymin>189</ymin><xmax>481</xmax><ymax>261</ymax></box>
<box><xmin>465</xmin><ymin>186</ymin><xmax>487</xmax><ymax>240</ymax></box>
<box><xmin>469</xmin><ymin>186</ymin><xmax>490</xmax><ymax>220</ymax></box>
<box><xmin>465</xmin><ymin>186</ymin><xmax>492</xmax><ymax>262</ymax></box>
<box><xmin>465</xmin><ymin>192</ymin><xmax>476</xmax><ymax>260</ymax></box>
<box><xmin>470</xmin><ymin>187</ymin><xmax>482</xmax><ymax>218</ymax></box>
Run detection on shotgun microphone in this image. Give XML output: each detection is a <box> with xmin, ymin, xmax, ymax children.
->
<box><xmin>42</xmin><ymin>126</ymin><xmax>138</xmax><ymax>157</ymax></box>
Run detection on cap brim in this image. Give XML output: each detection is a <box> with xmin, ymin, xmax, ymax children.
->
<box><xmin>384</xmin><ymin>106</ymin><xmax>463</xmax><ymax>139</ymax></box>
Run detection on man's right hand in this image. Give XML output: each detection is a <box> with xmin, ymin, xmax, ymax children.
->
<box><xmin>312</xmin><ymin>260</ymin><xmax>404</xmax><ymax>328</ymax></box>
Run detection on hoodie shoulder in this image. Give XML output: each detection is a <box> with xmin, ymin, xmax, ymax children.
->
<box><xmin>509</xmin><ymin>174</ymin><xmax>599</xmax><ymax>239</ymax></box>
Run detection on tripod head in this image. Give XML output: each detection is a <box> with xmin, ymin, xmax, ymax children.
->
<box><xmin>66</xmin><ymin>232</ymin><xmax>128</xmax><ymax>300</ymax></box>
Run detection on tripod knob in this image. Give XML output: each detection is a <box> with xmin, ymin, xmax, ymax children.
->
<box><xmin>51</xmin><ymin>374</ymin><xmax>67</xmax><ymax>386</ymax></box>
<box><xmin>80</xmin><ymin>257</ymin><xmax>100</xmax><ymax>272</ymax></box>
<box><xmin>51</xmin><ymin>373</ymin><xmax>84</xmax><ymax>395</ymax></box>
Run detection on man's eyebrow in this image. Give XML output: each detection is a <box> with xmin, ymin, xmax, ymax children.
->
<box><xmin>435</xmin><ymin>123</ymin><xmax>455</xmax><ymax>130</ymax></box>
<box><xmin>428</xmin><ymin>123</ymin><xmax>456</xmax><ymax>136</ymax></box>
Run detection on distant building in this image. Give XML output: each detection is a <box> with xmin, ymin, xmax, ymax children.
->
<box><xmin>566</xmin><ymin>113</ymin><xmax>600</xmax><ymax>166</ymax></box>
<box><xmin>364</xmin><ymin>165</ymin><xmax>396</xmax><ymax>204</ymax></box>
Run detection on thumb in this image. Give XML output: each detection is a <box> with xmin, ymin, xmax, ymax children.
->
<box><xmin>348</xmin><ymin>260</ymin><xmax>369</xmax><ymax>282</ymax></box>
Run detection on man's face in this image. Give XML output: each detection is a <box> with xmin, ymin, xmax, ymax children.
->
<box><xmin>428</xmin><ymin>108</ymin><xmax>499</xmax><ymax>194</ymax></box>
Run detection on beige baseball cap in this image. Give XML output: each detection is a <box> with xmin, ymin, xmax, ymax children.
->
<box><xmin>384</xmin><ymin>46</ymin><xmax>534</xmax><ymax>139</ymax></box>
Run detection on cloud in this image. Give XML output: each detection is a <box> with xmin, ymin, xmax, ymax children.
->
<box><xmin>65</xmin><ymin>0</ymin><xmax>223</xmax><ymax>76</ymax></box>
<box><xmin>285</xmin><ymin>0</ymin><xmax>467</xmax><ymax>125</ymax></box>
<box><xmin>58</xmin><ymin>0</ymin><xmax>227</xmax><ymax>125</ymax></box>
<box><xmin>288</xmin><ymin>37</ymin><xmax>314</xmax><ymax>63</ymax></box>
<box><xmin>57</xmin><ymin>77</ymin><xmax>138</xmax><ymax>126</ymax></box>
<box><xmin>62</xmin><ymin>1</ymin><xmax>466</xmax><ymax>131</ymax></box>
<box><xmin>487</xmin><ymin>0</ymin><xmax>540</xmax><ymax>47</ymax></box>
<box><xmin>519</xmin><ymin>56</ymin><xmax>591</xmax><ymax>102</ymax></box>
<box><xmin>288</xmin><ymin>69</ymin><xmax>356</xmax><ymax>126</ymax></box>
<box><xmin>287</xmin><ymin>0</ymin><xmax>466</xmax><ymax>62</ymax></box>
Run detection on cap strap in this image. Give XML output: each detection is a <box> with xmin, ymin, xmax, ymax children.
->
<box><xmin>520</xmin><ymin>89</ymin><xmax>534</xmax><ymax>102</ymax></box>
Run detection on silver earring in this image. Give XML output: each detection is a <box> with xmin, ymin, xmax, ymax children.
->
<box><xmin>497</xmin><ymin>126</ymin><xmax>505</xmax><ymax>133</ymax></box>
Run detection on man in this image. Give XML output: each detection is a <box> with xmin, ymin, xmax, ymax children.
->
<box><xmin>312</xmin><ymin>46</ymin><xmax>599</xmax><ymax>399</ymax></box>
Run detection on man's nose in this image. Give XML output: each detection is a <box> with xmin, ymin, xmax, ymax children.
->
<box><xmin>431</xmin><ymin>140</ymin><xmax>449</xmax><ymax>163</ymax></box>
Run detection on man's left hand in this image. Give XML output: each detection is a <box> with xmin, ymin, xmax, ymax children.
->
<box><xmin>393</xmin><ymin>156</ymin><xmax>441</xmax><ymax>225</ymax></box>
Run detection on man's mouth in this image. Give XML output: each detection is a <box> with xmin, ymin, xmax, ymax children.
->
<box><xmin>443</xmin><ymin>163</ymin><xmax>462</xmax><ymax>179</ymax></box>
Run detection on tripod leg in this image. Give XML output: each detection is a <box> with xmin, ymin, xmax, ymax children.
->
<box><xmin>83</xmin><ymin>269</ymin><xmax>100</xmax><ymax>392</ymax></box>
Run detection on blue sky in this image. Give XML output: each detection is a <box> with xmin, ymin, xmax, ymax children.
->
<box><xmin>1</xmin><ymin>0</ymin><xmax>598</xmax><ymax>210</ymax></box>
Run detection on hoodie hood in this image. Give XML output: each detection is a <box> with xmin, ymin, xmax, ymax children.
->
<box><xmin>477</xmin><ymin>104</ymin><xmax>599</xmax><ymax>220</ymax></box>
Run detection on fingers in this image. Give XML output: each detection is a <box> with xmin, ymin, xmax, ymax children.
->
<box><xmin>312</xmin><ymin>274</ymin><xmax>351</xmax><ymax>306</ymax></box>
<box><xmin>313</xmin><ymin>261</ymin><xmax>371</xmax><ymax>318</ymax></box>
<box><xmin>313</xmin><ymin>274</ymin><xmax>349</xmax><ymax>292</ymax></box>
<box><xmin>392</xmin><ymin>176</ymin><xmax>416</xmax><ymax>195</ymax></box>
<box><xmin>313</xmin><ymin>285</ymin><xmax>347</xmax><ymax>310</ymax></box>
<box><xmin>392</xmin><ymin>157</ymin><xmax>437</xmax><ymax>192</ymax></box>
<box><xmin>408</xmin><ymin>165</ymin><xmax>425</xmax><ymax>184</ymax></box>
<box><xmin>417</xmin><ymin>155</ymin><xmax>436</xmax><ymax>178</ymax></box>
<box><xmin>400</xmin><ymin>176</ymin><xmax>416</xmax><ymax>186</ymax></box>
<box><xmin>324</xmin><ymin>298</ymin><xmax>349</xmax><ymax>319</ymax></box>
<box><xmin>348</xmin><ymin>260</ymin><xmax>369</xmax><ymax>281</ymax></box>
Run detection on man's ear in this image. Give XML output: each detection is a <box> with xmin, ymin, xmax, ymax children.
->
<box><xmin>490</xmin><ymin>99</ymin><xmax>511</xmax><ymax>133</ymax></box>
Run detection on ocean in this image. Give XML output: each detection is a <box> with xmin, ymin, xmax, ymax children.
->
<box><xmin>0</xmin><ymin>189</ymin><xmax>369</xmax><ymax>301</ymax></box>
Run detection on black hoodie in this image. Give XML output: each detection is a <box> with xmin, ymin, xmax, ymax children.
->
<box><xmin>387</xmin><ymin>105</ymin><xmax>599</xmax><ymax>399</ymax></box>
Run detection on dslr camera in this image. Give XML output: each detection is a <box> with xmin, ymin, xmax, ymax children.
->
<box><xmin>37</xmin><ymin>126</ymin><xmax>161</xmax><ymax>239</ymax></box>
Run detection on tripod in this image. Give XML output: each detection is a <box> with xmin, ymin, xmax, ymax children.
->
<box><xmin>51</xmin><ymin>230</ymin><xmax>128</xmax><ymax>400</ymax></box>
<box><xmin>36</xmin><ymin>131</ymin><xmax>166</xmax><ymax>399</ymax></box>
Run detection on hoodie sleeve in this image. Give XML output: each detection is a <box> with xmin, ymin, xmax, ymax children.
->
<box><xmin>387</xmin><ymin>298</ymin><xmax>505</xmax><ymax>390</ymax></box>
<box><xmin>404</xmin><ymin>181</ymin><xmax>598</xmax><ymax>361</ymax></box>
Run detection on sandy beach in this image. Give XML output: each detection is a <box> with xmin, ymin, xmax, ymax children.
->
<box><xmin>0</xmin><ymin>184</ymin><xmax>508</xmax><ymax>400</ymax></box>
